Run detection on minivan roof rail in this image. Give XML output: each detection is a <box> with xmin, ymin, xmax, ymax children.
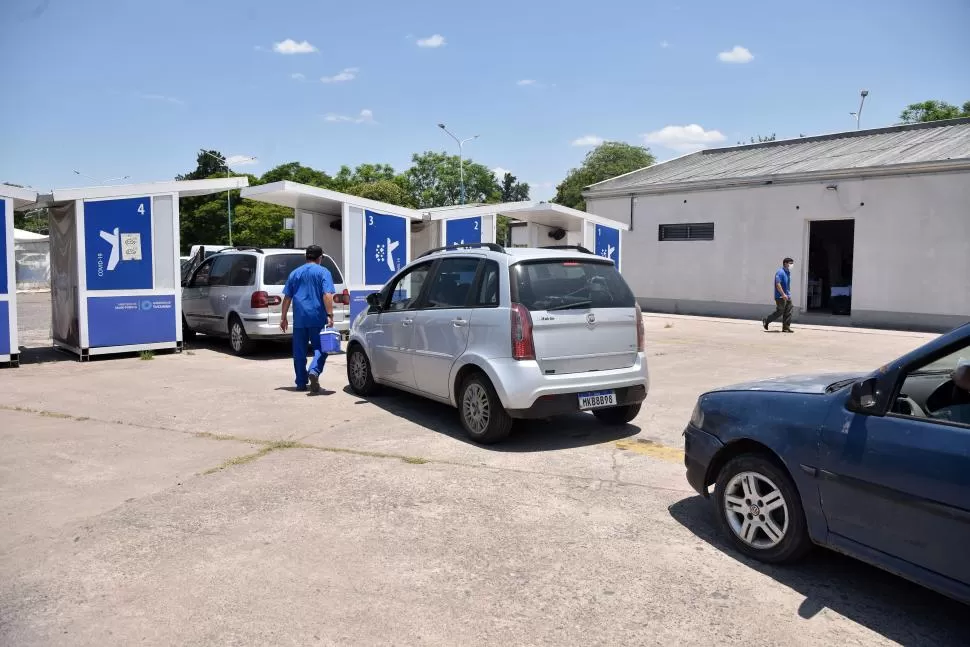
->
<box><xmin>217</xmin><ymin>246</ymin><xmax>264</xmax><ymax>254</ymax></box>
<box><xmin>419</xmin><ymin>242</ymin><xmax>507</xmax><ymax>258</ymax></box>
<box><xmin>540</xmin><ymin>245</ymin><xmax>595</xmax><ymax>255</ymax></box>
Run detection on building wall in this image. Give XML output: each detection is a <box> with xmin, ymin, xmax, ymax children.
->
<box><xmin>586</xmin><ymin>171</ymin><xmax>970</xmax><ymax>331</ymax></box>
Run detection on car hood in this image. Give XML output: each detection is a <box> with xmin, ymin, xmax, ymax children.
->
<box><xmin>710</xmin><ymin>372</ymin><xmax>864</xmax><ymax>395</ymax></box>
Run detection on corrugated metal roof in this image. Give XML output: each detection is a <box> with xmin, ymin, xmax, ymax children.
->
<box><xmin>586</xmin><ymin>118</ymin><xmax>970</xmax><ymax>195</ymax></box>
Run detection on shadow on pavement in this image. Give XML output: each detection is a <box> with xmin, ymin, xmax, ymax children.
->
<box><xmin>185</xmin><ymin>336</ymin><xmax>346</xmax><ymax>362</ymax></box>
<box><xmin>668</xmin><ymin>495</ymin><xmax>968</xmax><ymax>645</ymax></box>
<box><xmin>344</xmin><ymin>386</ymin><xmax>638</xmax><ymax>452</ymax></box>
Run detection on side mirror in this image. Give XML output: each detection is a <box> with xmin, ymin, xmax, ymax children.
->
<box><xmin>366</xmin><ymin>292</ymin><xmax>382</xmax><ymax>310</ymax></box>
<box><xmin>848</xmin><ymin>377</ymin><xmax>880</xmax><ymax>414</ymax></box>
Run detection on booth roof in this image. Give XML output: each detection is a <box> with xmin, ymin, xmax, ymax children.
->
<box><xmin>47</xmin><ymin>178</ymin><xmax>250</xmax><ymax>203</ymax></box>
<box><xmin>1</xmin><ymin>185</ymin><xmax>40</xmax><ymax>209</ymax></box>
<box><xmin>242</xmin><ymin>181</ymin><xmax>422</xmax><ymax>219</ymax></box>
<box><xmin>417</xmin><ymin>201</ymin><xmax>630</xmax><ymax>231</ymax></box>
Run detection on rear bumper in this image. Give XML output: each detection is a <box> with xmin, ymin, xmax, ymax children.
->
<box><xmin>684</xmin><ymin>424</ymin><xmax>723</xmax><ymax>497</ymax></box>
<box><xmin>507</xmin><ymin>384</ymin><xmax>647</xmax><ymax>419</ymax></box>
<box><xmin>488</xmin><ymin>352</ymin><xmax>649</xmax><ymax>411</ymax></box>
<box><xmin>242</xmin><ymin>308</ymin><xmax>350</xmax><ymax>337</ymax></box>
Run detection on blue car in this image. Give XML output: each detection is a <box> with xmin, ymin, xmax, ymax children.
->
<box><xmin>684</xmin><ymin>323</ymin><xmax>970</xmax><ymax>604</ymax></box>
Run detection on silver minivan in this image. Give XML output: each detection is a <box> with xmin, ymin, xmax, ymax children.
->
<box><xmin>181</xmin><ymin>247</ymin><xmax>349</xmax><ymax>355</ymax></box>
<box><xmin>346</xmin><ymin>244</ymin><xmax>649</xmax><ymax>443</ymax></box>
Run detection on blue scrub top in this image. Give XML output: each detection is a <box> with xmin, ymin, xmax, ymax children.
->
<box><xmin>284</xmin><ymin>263</ymin><xmax>335</xmax><ymax>328</ymax></box>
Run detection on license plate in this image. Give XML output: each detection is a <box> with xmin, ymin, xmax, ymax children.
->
<box><xmin>578</xmin><ymin>390</ymin><xmax>616</xmax><ymax>409</ymax></box>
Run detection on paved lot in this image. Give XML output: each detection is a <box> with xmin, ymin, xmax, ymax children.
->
<box><xmin>2</xmin><ymin>293</ymin><xmax>967</xmax><ymax>646</ymax></box>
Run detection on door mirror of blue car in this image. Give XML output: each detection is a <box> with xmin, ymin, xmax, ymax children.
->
<box><xmin>848</xmin><ymin>377</ymin><xmax>882</xmax><ymax>414</ymax></box>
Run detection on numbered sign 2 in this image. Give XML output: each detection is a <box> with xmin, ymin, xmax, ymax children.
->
<box><xmin>445</xmin><ymin>216</ymin><xmax>482</xmax><ymax>246</ymax></box>
<box><xmin>84</xmin><ymin>197</ymin><xmax>154</xmax><ymax>291</ymax></box>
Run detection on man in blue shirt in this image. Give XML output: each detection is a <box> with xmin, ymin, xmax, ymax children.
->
<box><xmin>280</xmin><ymin>245</ymin><xmax>336</xmax><ymax>392</ymax></box>
<box><xmin>762</xmin><ymin>257</ymin><xmax>795</xmax><ymax>333</ymax></box>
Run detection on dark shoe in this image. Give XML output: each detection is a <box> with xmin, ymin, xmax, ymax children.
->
<box><xmin>762</xmin><ymin>318</ymin><xmax>769</xmax><ymax>331</ymax></box>
<box><xmin>308</xmin><ymin>372</ymin><xmax>320</xmax><ymax>393</ymax></box>
<box><xmin>782</xmin><ymin>328</ymin><xmax>794</xmax><ymax>334</ymax></box>
<box><xmin>295</xmin><ymin>385</ymin><xmax>308</xmax><ymax>392</ymax></box>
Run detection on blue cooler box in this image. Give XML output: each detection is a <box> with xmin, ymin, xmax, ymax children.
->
<box><xmin>320</xmin><ymin>328</ymin><xmax>341</xmax><ymax>353</ymax></box>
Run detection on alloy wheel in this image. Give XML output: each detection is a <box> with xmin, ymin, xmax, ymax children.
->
<box><xmin>462</xmin><ymin>382</ymin><xmax>490</xmax><ymax>434</ymax></box>
<box><xmin>723</xmin><ymin>471</ymin><xmax>789</xmax><ymax>549</ymax></box>
<box><xmin>350</xmin><ymin>351</ymin><xmax>368</xmax><ymax>389</ymax></box>
<box><xmin>230</xmin><ymin>322</ymin><xmax>244</xmax><ymax>352</ymax></box>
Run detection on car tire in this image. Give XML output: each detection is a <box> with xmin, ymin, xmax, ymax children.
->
<box><xmin>458</xmin><ymin>373</ymin><xmax>512</xmax><ymax>444</ymax></box>
<box><xmin>713</xmin><ymin>454</ymin><xmax>812</xmax><ymax>564</ymax></box>
<box><xmin>182</xmin><ymin>315</ymin><xmax>196</xmax><ymax>341</ymax></box>
<box><xmin>347</xmin><ymin>345</ymin><xmax>379</xmax><ymax>396</ymax></box>
<box><xmin>592</xmin><ymin>403</ymin><xmax>641</xmax><ymax>426</ymax></box>
<box><xmin>228</xmin><ymin>316</ymin><xmax>254</xmax><ymax>356</ymax></box>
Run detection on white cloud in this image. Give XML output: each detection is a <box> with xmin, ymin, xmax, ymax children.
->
<box><xmin>660</xmin><ymin>40</ymin><xmax>670</xmax><ymax>48</ymax></box>
<box><xmin>273</xmin><ymin>39</ymin><xmax>318</xmax><ymax>55</ymax></box>
<box><xmin>571</xmin><ymin>135</ymin><xmax>604</xmax><ymax>147</ymax></box>
<box><xmin>225</xmin><ymin>155</ymin><xmax>258</xmax><ymax>166</ymax></box>
<box><xmin>492</xmin><ymin>167</ymin><xmax>511</xmax><ymax>180</ymax></box>
<box><xmin>321</xmin><ymin>67</ymin><xmax>358</xmax><ymax>83</ymax></box>
<box><xmin>136</xmin><ymin>93</ymin><xmax>185</xmax><ymax>106</ymax></box>
<box><xmin>717</xmin><ymin>45</ymin><xmax>754</xmax><ymax>63</ymax></box>
<box><xmin>417</xmin><ymin>34</ymin><xmax>446</xmax><ymax>48</ymax></box>
<box><xmin>642</xmin><ymin>124</ymin><xmax>727</xmax><ymax>152</ymax></box>
<box><xmin>290</xmin><ymin>73</ymin><xmax>305</xmax><ymax>81</ymax></box>
<box><xmin>517</xmin><ymin>79</ymin><xmax>536</xmax><ymax>86</ymax></box>
<box><xmin>324</xmin><ymin>109</ymin><xmax>375</xmax><ymax>124</ymax></box>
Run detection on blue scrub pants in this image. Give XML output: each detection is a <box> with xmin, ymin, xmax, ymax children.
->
<box><xmin>292</xmin><ymin>326</ymin><xmax>327</xmax><ymax>388</ymax></box>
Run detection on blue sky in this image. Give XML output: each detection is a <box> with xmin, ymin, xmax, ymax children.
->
<box><xmin>1</xmin><ymin>0</ymin><xmax>968</xmax><ymax>199</ymax></box>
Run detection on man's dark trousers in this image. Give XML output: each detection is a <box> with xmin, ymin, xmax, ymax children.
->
<box><xmin>765</xmin><ymin>298</ymin><xmax>793</xmax><ymax>330</ymax></box>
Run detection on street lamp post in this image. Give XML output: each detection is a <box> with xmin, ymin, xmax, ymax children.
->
<box><xmin>850</xmin><ymin>89</ymin><xmax>870</xmax><ymax>130</ymax></box>
<box><xmin>203</xmin><ymin>152</ymin><xmax>256</xmax><ymax>246</ymax></box>
<box><xmin>73</xmin><ymin>170</ymin><xmax>130</xmax><ymax>184</ymax></box>
<box><xmin>437</xmin><ymin>123</ymin><xmax>478</xmax><ymax>205</ymax></box>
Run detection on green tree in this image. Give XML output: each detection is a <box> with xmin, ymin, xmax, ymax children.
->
<box><xmin>499</xmin><ymin>172</ymin><xmax>530</xmax><ymax>202</ymax></box>
<box><xmin>332</xmin><ymin>163</ymin><xmax>397</xmax><ymax>191</ymax></box>
<box><xmin>404</xmin><ymin>151</ymin><xmax>500</xmax><ymax>209</ymax></box>
<box><xmin>259</xmin><ymin>162</ymin><xmax>333</xmax><ymax>188</ymax></box>
<box><xmin>176</xmin><ymin>149</ymin><xmax>228</xmax><ymax>180</ymax></box>
<box><xmin>553</xmin><ymin>142</ymin><xmax>655</xmax><ymax>211</ymax></box>
<box><xmin>899</xmin><ymin>100</ymin><xmax>970</xmax><ymax>123</ymax></box>
<box><xmin>230</xmin><ymin>200</ymin><xmax>294</xmax><ymax>248</ymax></box>
<box><xmin>346</xmin><ymin>179</ymin><xmax>415</xmax><ymax>208</ymax></box>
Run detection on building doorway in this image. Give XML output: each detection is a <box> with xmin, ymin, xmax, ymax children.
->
<box><xmin>807</xmin><ymin>219</ymin><xmax>855</xmax><ymax>315</ymax></box>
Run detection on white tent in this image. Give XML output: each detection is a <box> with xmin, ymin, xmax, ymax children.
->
<box><xmin>14</xmin><ymin>228</ymin><xmax>50</xmax><ymax>291</ymax></box>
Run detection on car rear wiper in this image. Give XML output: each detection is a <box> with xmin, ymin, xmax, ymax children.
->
<box><xmin>546</xmin><ymin>300</ymin><xmax>593</xmax><ymax>312</ymax></box>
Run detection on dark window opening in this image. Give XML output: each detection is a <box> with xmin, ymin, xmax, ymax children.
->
<box><xmin>658</xmin><ymin>222</ymin><xmax>715</xmax><ymax>241</ymax></box>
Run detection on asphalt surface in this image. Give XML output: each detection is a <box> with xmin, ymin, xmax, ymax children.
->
<box><xmin>2</xmin><ymin>292</ymin><xmax>966</xmax><ymax>646</ymax></box>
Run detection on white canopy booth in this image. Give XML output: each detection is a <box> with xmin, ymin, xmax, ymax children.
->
<box><xmin>43</xmin><ymin>178</ymin><xmax>248</xmax><ymax>360</ymax></box>
<box><xmin>1</xmin><ymin>185</ymin><xmax>40</xmax><ymax>366</ymax></box>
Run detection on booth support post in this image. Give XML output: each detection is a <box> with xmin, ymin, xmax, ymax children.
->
<box><xmin>1</xmin><ymin>197</ymin><xmax>18</xmax><ymax>366</ymax></box>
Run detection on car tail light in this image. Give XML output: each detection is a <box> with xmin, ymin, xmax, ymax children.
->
<box><xmin>250</xmin><ymin>291</ymin><xmax>281</xmax><ymax>308</ymax></box>
<box><xmin>635</xmin><ymin>303</ymin><xmax>645</xmax><ymax>352</ymax></box>
<box><xmin>510</xmin><ymin>303</ymin><xmax>536</xmax><ymax>361</ymax></box>
<box><xmin>333</xmin><ymin>288</ymin><xmax>350</xmax><ymax>305</ymax></box>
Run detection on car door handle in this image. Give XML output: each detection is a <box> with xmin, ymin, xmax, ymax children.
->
<box><xmin>451</xmin><ymin>318</ymin><xmax>467</xmax><ymax>327</ymax></box>
<box><xmin>402</xmin><ymin>318</ymin><xmax>413</xmax><ymax>326</ymax></box>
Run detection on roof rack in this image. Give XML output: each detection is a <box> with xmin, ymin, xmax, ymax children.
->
<box><xmin>540</xmin><ymin>245</ymin><xmax>595</xmax><ymax>255</ymax></box>
<box><xmin>217</xmin><ymin>246</ymin><xmax>264</xmax><ymax>254</ymax></box>
<box><xmin>419</xmin><ymin>242</ymin><xmax>507</xmax><ymax>258</ymax></box>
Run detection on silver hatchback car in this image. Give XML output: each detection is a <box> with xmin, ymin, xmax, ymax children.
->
<box><xmin>181</xmin><ymin>247</ymin><xmax>349</xmax><ymax>355</ymax></box>
<box><xmin>346</xmin><ymin>243</ymin><xmax>649</xmax><ymax>443</ymax></box>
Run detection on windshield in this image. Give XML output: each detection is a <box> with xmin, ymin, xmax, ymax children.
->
<box><xmin>263</xmin><ymin>254</ymin><xmax>344</xmax><ymax>286</ymax></box>
<box><xmin>511</xmin><ymin>259</ymin><xmax>635</xmax><ymax>311</ymax></box>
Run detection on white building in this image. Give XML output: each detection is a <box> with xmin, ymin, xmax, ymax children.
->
<box><xmin>584</xmin><ymin>118</ymin><xmax>970</xmax><ymax>332</ymax></box>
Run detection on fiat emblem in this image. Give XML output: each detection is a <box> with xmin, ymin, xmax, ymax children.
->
<box><xmin>586</xmin><ymin>313</ymin><xmax>596</xmax><ymax>326</ymax></box>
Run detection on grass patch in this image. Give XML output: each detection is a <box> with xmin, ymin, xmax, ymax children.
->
<box><xmin>139</xmin><ymin>350</ymin><xmax>155</xmax><ymax>361</ymax></box>
<box><xmin>402</xmin><ymin>456</ymin><xmax>429</xmax><ymax>465</ymax></box>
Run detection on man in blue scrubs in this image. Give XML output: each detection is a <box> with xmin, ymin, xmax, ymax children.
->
<box><xmin>763</xmin><ymin>257</ymin><xmax>795</xmax><ymax>333</ymax></box>
<box><xmin>280</xmin><ymin>245</ymin><xmax>335</xmax><ymax>393</ymax></box>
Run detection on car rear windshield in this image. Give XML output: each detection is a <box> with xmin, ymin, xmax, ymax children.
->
<box><xmin>263</xmin><ymin>253</ymin><xmax>344</xmax><ymax>286</ymax></box>
<box><xmin>511</xmin><ymin>259</ymin><xmax>635</xmax><ymax>311</ymax></box>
